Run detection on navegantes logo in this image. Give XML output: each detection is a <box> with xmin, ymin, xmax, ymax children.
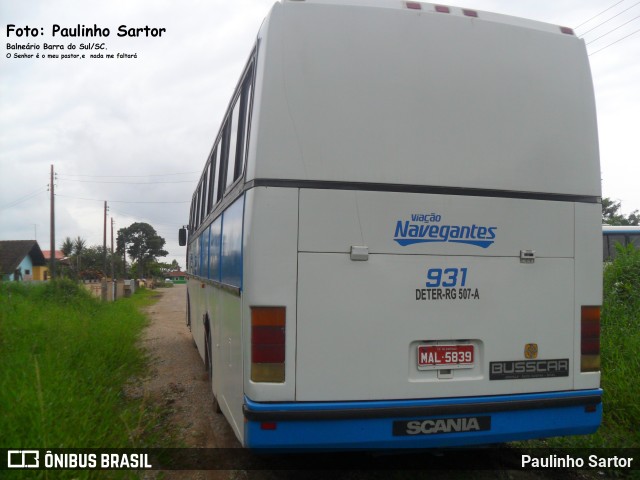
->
<box><xmin>394</xmin><ymin>214</ymin><xmax>497</xmax><ymax>248</ymax></box>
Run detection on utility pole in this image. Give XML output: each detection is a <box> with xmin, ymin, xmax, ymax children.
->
<box><xmin>123</xmin><ymin>242</ymin><xmax>127</xmax><ymax>279</ymax></box>
<box><xmin>102</xmin><ymin>201</ymin><xmax>107</xmax><ymax>301</ymax></box>
<box><xmin>49</xmin><ymin>165</ymin><xmax>55</xmax><ymax>279</ymax></box>
<box><xmin>103</xmin><ymin>201</ymin><xmax>107</xmax><ymax>275</ymax></box>
<box><xmin>111</xmin><ymin>217</ymin><xmax>115</xmax><ymax>279</ymax></box>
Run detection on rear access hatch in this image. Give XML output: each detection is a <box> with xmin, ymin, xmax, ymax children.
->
<box><xmin>295</xmin><ymin>189</ymin><xmax>575</xmax><ymax>401</ymax></box>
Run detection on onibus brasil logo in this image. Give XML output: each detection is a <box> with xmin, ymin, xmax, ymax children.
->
<box><xmin>394</xmin><ymin>213</ymin><xmax>497</xmax><ymax>248</ymax></box>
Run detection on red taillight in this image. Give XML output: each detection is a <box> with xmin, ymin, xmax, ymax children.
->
<box><xmin>251</xmin><ymin>307</ymin><xmax>286</xmax><ymax>382</ymax></box>
<box><xmin>406</xmin><ymin>1</ymin><xmax>422</xmax><ymax>10</ymax></box>
<box><xmin>252</xmin><ymin>340</ymin><xmax>285</xmax><ymax>363</ymax></box>
<box><xmin>252</xmin><ymin>326</ymin><xmax>285</xmax><ymax>347</ymax></box>
<box><xmin>435</xmin><ymin>5</ymin><xmax>450</xmax><ymax>13</ymax></box>
<box><xmin>581</xmin><ymin>306</ymin><xmax>601</xmax><ymax>372</ymax></box>
<box><xmin>463</xmin><ymin>9</ymin><xmax>478</xmax><ymax>17</ymax></box>
<box><xmin>560</xmin><ymin>26</ymin><xmax>575</xmax><ymax>35</ymax></box>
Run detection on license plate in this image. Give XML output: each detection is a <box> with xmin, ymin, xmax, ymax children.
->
<box><xmin>418</xmin><ymin>344</ymin><xmax>474</xmax><ymax>370</ymax></box>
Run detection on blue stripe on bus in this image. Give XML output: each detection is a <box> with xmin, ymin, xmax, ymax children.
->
<box><xmin>221</xmin><ymin>195</ymin><xmax>244</xmax><ymax>289</ymax></box>
<box><xmin>243</xmin><ymin>390</ymin><xmax>602</xmax><ymax>449</ymax></box>
<box><xmin>189</xmin><ymin>195</ymin><xmax>244</xmax><ymax>288</ymax></box>
<box><xmin>603</xmin><ymin>229</ymin><xmax>640</xmax><ymax>235</ymax></box>
<box><xmin>209</xmin><ymin>216</ymin><xmax>222</xmax><ymax>282</ymax></box>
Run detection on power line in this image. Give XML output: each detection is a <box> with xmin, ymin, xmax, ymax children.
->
<box><xmin>589</xmin><ymin>26</ymin><xmax>640</xmax><ymax>55</ymax></box>
<box><xmin>586</xmin><ymin>14</ymin><xmax>640</xmax><ymax>44</ymax></box>
<box><xmin>55</xmin><ymin>193</ymin><xmax>190</xmax><ymax>204</ymax></box>
<box><xmin>58</xmin><ymin>178</ymin><xmax>196</xmax><ymax>185</ymax></box>
<box><xmin>575</xmin><ymin>0</ymin><xmax>627</xmax><ymax>29</ymax></box>
<box><xmin>580</xmin><ymin>1</ymin><xmax>640</xmax><ymax>36</ymax></box>
<box><xmin>109</xmin><ymin>208</ymin><xmax>146</xmax><ymax>218</ymax></box>
<box><xmin>0</xmin><ymin>187</ymin><xmax>47</xmax><ymax>210</ymax></box>
<box><xmin>1</xmin><ymin>187</ymin><xmax>47</xmax><ymax>208</ymax></box>
<box><xmin>59</xmin><ymin>171</ymin><xmax>200</xmax><ymax>179</ymax></box>
<box><xmin>109</xmin><ymin>207</ymin><xmax>184</xmax><ymax>227</ymax></box>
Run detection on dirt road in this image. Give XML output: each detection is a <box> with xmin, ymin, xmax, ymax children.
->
<box><xmin>142</xmin><ymin>284</ymin><xmax>239</xmax><ymax>450</ymax></box>
<box><xmin>140</xmin><ymin>284</ymin><xmax>244</xmax><ymax>479</ymax></box>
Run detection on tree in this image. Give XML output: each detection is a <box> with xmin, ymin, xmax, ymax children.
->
<box><xmin>116</xmin><ymin>222</ymin><xmax>168</xmax><ymax>278</ymax></box>
<box><xmin>148</xmin><ymin>261</ymin><xmax>175</xmax><ymax>278</ymax></box>
<box><xmin>59</xmin><ymin>237</ymin><xmax>125</xmax><ymax>280</ymax></box>
<box><xmin>602</xmin><ymin>198</ymin><xmax>640</xmax><ymax>226</ymax></box>
<box><xmin>78</xmin><ymin>245</ymin><xmax>106</xmax><ymax>279</ymax></box>
<box><xmin>58</xmin><ymin>237</ymin><xmax>76</xmax><ymax>279</ymax></box>
<box><xmin>74</xmin><ymin>236</ymin><xmax>87</xmax><ymax>271</ymax></box>
<box><xmin>61</xmin><ymin>237</ymin><xmax>74</xmax><ymax>257</ymax></box>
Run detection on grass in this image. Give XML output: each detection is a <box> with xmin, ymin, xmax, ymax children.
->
<box><xmin>521</xmin><ymin>243</ymin><xmax>640</xmax><ymax>450</ymax></box>
<box><xmin>0</xmin><ymin>279</ymin><xmax>162</xmax><ymax>452</ymax></box>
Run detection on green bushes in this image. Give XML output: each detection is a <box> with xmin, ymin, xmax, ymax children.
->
<box><xmin>599</xmin><ymin>244</ymin><xmax>640</xmax><ymax>444</ymax></box>
<box><xmin>0</xmin><ymin>281</ymin><xmax>158</xmax><ymax>450</ymax></box>
<box><xmin>533</xmin><ymin>244</ymin><xmax>640</xmax><ymax>449</ymax></box>
<box><xmin>604</xmin><ymin>243</ymin><xmax>640</xmax><ymax>312</ymax></box>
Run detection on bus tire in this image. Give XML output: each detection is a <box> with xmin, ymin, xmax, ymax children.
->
<box><xmin>204</xmin><ymin>315</ymin><xmax>213</xmax><ymax>380</ymax></box>
<box><xmin>203</xmin><ymin>314</ymin><xmax>221</xmax><ymax>413</ymax></box>
<box><xmin>186</xmin><ymin>292</ymin><xmax>192</xmax><ymax>330</ymax></box>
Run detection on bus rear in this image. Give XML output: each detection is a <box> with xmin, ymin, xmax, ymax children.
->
<box><xmin>219</xmin><ymin>0</ymin><xmax>602</xmax><ymax>449</ymax></box>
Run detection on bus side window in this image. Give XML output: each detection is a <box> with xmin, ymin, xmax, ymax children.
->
<box><xmin>189</xmin><ymin>194</ymin><xmax>196</xmax><ymax>232</ymax></box>
<box><xmin>218</xmin><ymin>123</ymin><xmax>230</xmax><ymax>201</ymax></box>
<box><xmin>207</xmin><ymin>150</ymin><xmax>217</xmax><ymax>214</ymax></box>
<box><xmin>608</xmin><ymin>234</ymin><xmax>626</xmax><ymax>260</ymax></box>
<box><xmin>200</xmin><ymin>163</ymin><xmax>209</xmax><ymax>224</ymax></box>
<box><xmin>226</xmin><ymin>98</ymin><xmax>241</xmax><ymax>190</ymax></box>
<box><xmin>199</xmin><ymin>181</ymin><xmax>205</xmax><ymax>225</ymax></box>
<box><xmin>195</xmin><ymin>182</ymin><xmax>202</xmax><ymax>230</ymax></box>
<box><xmin>192</xmin><ymin>191</ymin><xmax>198</xmax><ymax>231</ymax></box>
<box><xmin>213</xmin><ymin>145</ymin><xmax>222</xmax><ymax>203</ymax></box>
<box><xmin>234</xmin><ymin>69</ymin><xmax>254</xmax><ymax>184</ymax></box>
<box><xmin>629</xmin><ymin>234</ymin><xmax>640</xmax><ymax>249</ymax></box>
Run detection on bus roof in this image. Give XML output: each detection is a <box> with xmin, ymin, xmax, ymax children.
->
<box><xmin>602</xmin><ymin>225</ymin><xmax>640</xmax><ymax>234</ymax></box>
<box><xmin>248</xmin><ymin>0</ymin><xmax>599</xmax><ymax>198</ymax></box>
<box><xmin>281</xmin><ymin>0</ymin><xmax>576</xmax><ymax>37</ymax></box>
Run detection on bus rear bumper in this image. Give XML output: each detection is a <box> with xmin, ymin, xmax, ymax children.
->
<box><xmin>243</xmin><ymin>390</ymin><xmax>602</xmax><ymax>450</ymax></box>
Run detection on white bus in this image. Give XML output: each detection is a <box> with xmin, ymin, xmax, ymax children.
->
<box><xmin>603</xmin><ymin>225</ymin><xmax>640</xmax><ymax>261</ymax></box>
<box><xmin>179</xmin><ymin>0</ymin><xmax>602</xmax><ymax>449</ymax></box>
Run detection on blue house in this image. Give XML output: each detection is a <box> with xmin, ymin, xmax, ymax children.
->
<box><xmin>0</xmin><ymin>240</ymin><xmax>47</xmax><ymax>281</ymax></box>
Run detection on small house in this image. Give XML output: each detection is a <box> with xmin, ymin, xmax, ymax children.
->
<box><xmin>168</xmin><ymin>270</ymin><xmax>187</xmax><ymax>284</ymax></box>
<box><xmin>0</xmin><ymin>240</ymin><xmax>48</xmax><ymax>281</ymax></box>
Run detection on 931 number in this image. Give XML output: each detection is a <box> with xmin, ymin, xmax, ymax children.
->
<box><xmin>426</xmin><ymin>268</ymin><xmax>468</xmax><ymax>288</ymax></box>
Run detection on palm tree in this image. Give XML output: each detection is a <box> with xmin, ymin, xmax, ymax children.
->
<box><xmin>74</xmin><ymin>236</ymin><xmax>87</xmax><ymax>272</ymax></box>
<box><xmin>61</xmin><ymin>237</ymin><xmax>74</xmax><ymax>257</ymax></box>
<box><xmin>59</xmin><ymin>236</ymin><xmax>76</xmax><ymax>278</ymax></box>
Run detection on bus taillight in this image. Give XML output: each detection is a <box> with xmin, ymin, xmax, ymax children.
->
<box><xmin>251</xmin><ymin>307</ymin><xmax>286</xmax><ymax>383</ymax></box>
<box><xmin>581</xmin><ymin>306</ymin><xmax>600</xmax><ymax>372</ymax></box>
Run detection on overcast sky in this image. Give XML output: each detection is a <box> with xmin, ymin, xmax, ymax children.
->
<box><xmin>1</xmin><ymin>0</ymin><xmax>638</xmax><ymax>269</ymax></box>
